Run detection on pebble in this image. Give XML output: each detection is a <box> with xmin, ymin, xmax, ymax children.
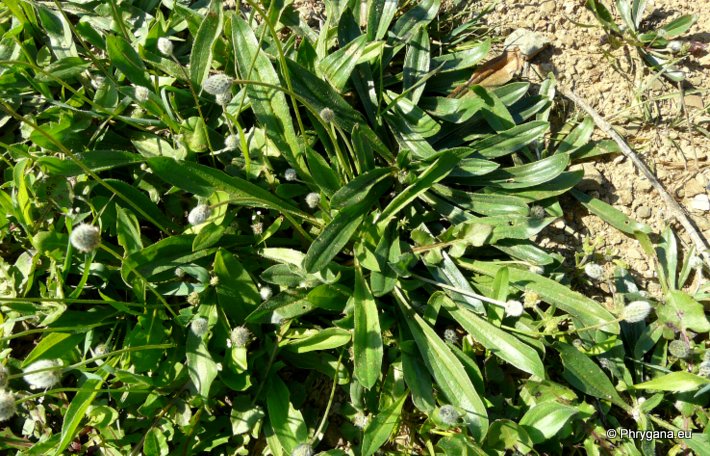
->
<box><xmin>636</xmin><ymin>205</ymin><xmax>652</xmax><ymax>219</ymax></box>
<box><xmin>684</xmin><ymin>179</ymin><xmax>705</xmax><ymax>197</ymax></box>
<box><xmin>690</xmin><ymin>194</ymin><xmax>710</xmax><ymax>211</ymax></box>
<box><xmin>574</xmin><ymin>163</ymin><xmax>604</xmax><ymax>191</ymax></box>
<box><xmin>504</xmin><ymin>29</ymin><xmax>551</xmax><ymax>58</ymax></box>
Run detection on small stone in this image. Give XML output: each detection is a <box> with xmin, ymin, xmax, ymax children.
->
<box><xmin>690</xmin><ymin>194</ymin><xmax>710</xmax><ymax>211</ymax></box>
<box><xmin>684</xmin><ymin>95</ymin><xmax>704</xmax><ymax>109</ymax></box>
<box><xmin>504</xmin><ymin>28</ymin><xmax>551</xmax><ymax>59</ymax></box>
<box><xmin>636</xmin><ymin>206</ymin><xmax>651</xmax><ymax>219</ymax></box>
<box><xmin>684</xmin><ymin>179</ymin><xmax>705</xmax><ymax>197</ymax></box>
<box><xmin>540</xmin><ymin>1</ymin><xmax>555</xmax><ymax>14</ymax></box>
<box><xmin>574</xmin><ymin>163</ymin><xmax>603</xmax><ymax>191</ymax></box>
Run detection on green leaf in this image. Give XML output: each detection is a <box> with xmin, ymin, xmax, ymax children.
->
<box><xmin>471</xmin><ymin>120</ymin><xmax>549</xmax><ymax>158</ymax></box>
<box><xmin>657</xmin><ymin>290</ymin><xmax>710</xmax><ymax>333</ymax></box>
<box><xmin>330</xmin><ymin>167</ymin><xmax>392</xmax><ymax>210</ymax></box>
<box><xmin>37</xmin><ymin>6</ymin><xmax>77</xmax><ymax>59</ymax></box>
<box><xmin>361</xmin><ymin>394</ymin><xmax>407</xmax><ymax>456</ymax></box>
<box><xmin>519</xmin><ymin>401</ymin><xmax>579</xmax><ymax>444</ymax></box>
<box><xmin>403</xmin><ymin>27</ymin><xmax>430</xmax><ymax>103</ymax></box>
<box><xmin>190</xmin><ymin>0</ymin><xmax>223</xmax><ymax>88</ymax></box>
<box><xmin>283</xmin><ymin>327</ymin><xmax>351</xmax><ymax>353</ymax></box>
<box><xmin>367</xmin><ymin>0</ymin><xmax>398</xmax><ymax>41</ymax></box>
<box><xmin>214</xmin><ymin>249</ymin><xmax>261</xmax><ymax>322</ymax></box>
<box><xmin>396</xmin><ymin>289</ymin><xmax>488</xmax><ymax>439</ymax></box>
<box><xmin>319</xmin><ymin>35</ymin><xmax>368</xmax><ymax>91</ymax></box>
<box><xmin>392</xmin><ymin>0</ymin><xmax>441</xmax><ymax>42</ymax></box>
<box><xmin>267</xmin><ymin>375</ymin><xmax>308</xmax><ymax>453</ymax></box>
<box><xmin>554</xmin><ymin>342</ymin><xmax>627</xmax><ymax>409</ymax></box>
<box><xmin>460</xmin><ymin>260</ymin><xmax>620</xmax><ymax>333</ymax></box>
<box><xmin>379</xmin><ymin>152</ymin><xmax>459</xmax><ymax>226</ymax></box>
<box><xmin>186</xmin><ymin>326</ymin><xmax>218</xmax><ymax>398</ymax></box>
<box><xmin>106</xmin><ymin>34</ymin><xmax>151</xmax><ymax>88</ymax></box>
<box><xmin>22</xmin><ymin>332</ymin><xmax>84</xmax><ymax>367</ymax></box>
<box><xmin>572</xmin><ymin>189</ymin><xmax>652</xmax><ymax>235</ymax></box>
<box><xmin>121</xmin><ymin>235</ymin><xmax>214</xmax><ymax>284</ymax></box>
<box><xmin>442</xmin><ymin>297</ymin><xmax>545</xmax><ymax>378</ymax></box>
<box><xmin>557</xmin><ymin>117</ymin><xmax>594</xmax><ymax>154</ymax></box>
<box><xmin>353</xmin><ymin>265</ymin><xmax>383</xmax><ymax>389</ymax></box>
<box><xmin>633</xmin><ymin>372</ymin><xmax>710</xmax><ymax>392</ymax></box>
<box><xmin>37</xmin><ymin>150</ymin><xmax>143</xmax><ymax>176</ymax></box>
<box><xmin>231</xmin><ymin>16</ymin><xmax>305</xmax><ymax>175</ymax></box>
<box><xmin>116</xmin><ymin>205</ymin><xmax>143</xmax><ymax>254</ymax></box>
<box><xmin>479</xmin><ymin>153</ymin><xmax>569</xmax><ymax>189</ymax></box>
<box><xmin>660</xmin><ymin>14</ymin><xmax>697</xmax><ymax>38</ymax></box>
<box><xmin>147</xmin><ymin>157</ymin><xmax>312</xmax><ymax>222</ymax></box>
<box><xmin>55</xmin><ymin>372</ymin><xmax>106</xmax><ymax>455</ymax></box>
<box><xmin>401</xmin><ymin>346</ymin><xmax>436</xmax><ymax>413</ymax></box>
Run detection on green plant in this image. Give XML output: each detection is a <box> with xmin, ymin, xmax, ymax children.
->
<box><xmin>586</xmin><ymin>0</ymin><xmax>697</xmax><ymax>81</ymax></box>
<box><xmin>0</xmin><ymin>0</ymin><xmax>708</xmax><ymax>455</ymax></box>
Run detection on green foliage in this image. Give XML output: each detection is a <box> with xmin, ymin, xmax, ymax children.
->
<box><xmin>0</xmin><ymin>0</ymin><xmax>708</xmax><ymax>455</ymax></box>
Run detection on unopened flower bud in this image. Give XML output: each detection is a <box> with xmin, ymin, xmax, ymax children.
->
<box><xmin>291</xmin><ymin>443</ymin><xmax>314</xmax><ymax>456</ymax></box>
<box><xmin>203</xmin><ymin>73</ymin><xmax>233</xmax><ymax>95</ymax></box>
<box><xmin>229</xmin><ymin>326</ymin><xmax>251</xmax><ymax>348</ymax></box>
<box><xmin>259</xmin><ymin>286</ymin><xmax>273</xmax><ymax>301</ymax></box>
<box><xmin>225</xmin><ymin>134</ymin><xmax>239</xmax><ymax>151</ymax></box>
<box><xmin>157</xmin><ymin>37</ymin><xmax>174</xmax><ymax>55</ymax></box>
<box><xmin>668</xmin><ymin>340</ymin><xmax>690</xmax><ymax>358</ymax></box>
<box><xmin>434</xmin><ymin>405</ymin><xmax>460</xmax><ymax>427</ymax></box>
<box><xmin>319</xmin><ymin>107</ymin><xmax>335</xmax><ymax>123</ymax></box>
<box><xmin>305</xmin><ymin>192</ymin><xmax>320</xmax><ymax>209</ymax></box>
<box><xmin>188</xmin><ymin>204</ymin><xmax>212</xmax><ymax>226</ymax></box>
<box><xmin>0</xmin><ymin>390</ymin><xmax>16</xmax><ymax>421</ymax></box>
<box><xmin>23</xmin><ymin>359</ymin><xmax>63</xmax><ymax>390</ymax></box>
<box><xmin>284</xmin><ymin>168</ymin><xmax>298</xmax><ymax>181</ymax></box>
<box><xmin>134</xmin><ymin>85</ymin><xmax>150</xmax><ymax>103</ymax></box>
<box><xmin>504</xmin><ymin>300</ymin><xmax>524</xmax><ymax>317</ymax></box>
<box><xmin>622</xmin><ymin>301</ymin><xmax>652</xmax><ymax>323</ymax></box>
<box><xmin>191</xmin><ymin>317</ymin><xmax>209</xmax><ymax>337</ymax></box>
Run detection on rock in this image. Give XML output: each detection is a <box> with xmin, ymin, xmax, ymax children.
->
<box><xmin>541</xmin><ymin>1</ymin><xmax>555</xmax><ymax>14</ymax></box>
<box><xmin>684</xmin><ymin>95</ymin><xmax>704</xmax><ymax>109</ymax></box>
<box><xmin>636</xmin><ymin>179</ymin><xmax>653</xmax><ymax>192</ymax></box>
<box><xmin>636</xmin><ymin>205</ymin><xmax>651</xmax><ymax>219</ymax></box>
<box><xmin>684</xmin><ymin>179</ymin><xmax>705</xmax><ymax>197</ymax></box>
<box><xmin>690</xmin><ymin>194</ymin><xmax>710</xmax><ymax>211</ymax></box>
<box><xmin>573</xmin><ymin>163</ymin><xmax>603</xmax><ymax>191</ymax></box>
<box><xmin>504</xmin><ymin>28</ymin><xmax>551</xmax><ymax>59</ymax></box>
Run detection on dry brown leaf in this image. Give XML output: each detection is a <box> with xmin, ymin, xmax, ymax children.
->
<box><xmin>448</xmin><ymin>50</ymin><xmax>523</xmax><ymax>98</ymax></box>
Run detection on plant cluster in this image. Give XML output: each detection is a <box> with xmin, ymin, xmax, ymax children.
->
<box><xmin>0</xmin><ymin>0</ymin><xmax>708</xmax><ymax>455</ymax></box>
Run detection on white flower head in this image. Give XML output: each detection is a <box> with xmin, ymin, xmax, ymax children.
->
<box><xmin>305</xmin><ymin>192</ymin><xmax>320</xmax><ymax>209</ymax></box>
<box><xmin>668</xmin><ymin>40</ymin><xmax>683</xmax><ymax>53</ymax></box>
<box><xmin>230</xmin><ymin>326</ymin><xmax>251</xmax><ymax>348</ymax></box>
<box><xmin>284</xmin><ymin>168</ymin><xmax>298</xmax><ymax>181</ymax></box>
<box><xmin>187</xmin><ymin>291</ymin><xmax>200</xmax><ymax>306</ymax></box>
<box><xmin>443</xmin><ymin>329</ymin><xmax>458</xmax><ymax>344</ymax></box>
<box><xmin>188</xmin><ymin>204</ymin><xmax>212</xmax><ymax>226</ymax></box>
<box><xmin>435</xmin><ymin>405</ymin><xmax>460</xmax><ymax>426</ymax></box>
<box><xmin>699</xmin><ymin>361</ymin><xmax>710</xmax><ymax>378</ymax></box>
<box><xmin>190</xmin><ymin>317</ymin><xmax>209</xmax><ymax>337</ymax></box>
<box><xmin>203</xmin><ymin>73</ymin><xmax>233</xmax><ymax>96</ymax></box>
<box><xmin>622</xmin><ymin>301</ymin><xmax>652</xmax><ymax>323</ymax></box>
<box><xmin>216</xmin><ymin>92</ymin><xmax>232</xmax><ymax>106</ymax></box>
<box><xmin>584</xmin><ymin>263</ymin><xmax>604</xmax><ymax>280</ymax></box>
<box><xmin>353</xmin><ymin>411</ymin><xmax>369</xmax><ymax>429</ymax></box>
<box><xmin>224</xmin><ymin>134</ymin><xmax>239</xmax><ymax>151</ymax></box>
<box><xmin>251</xmin><ymin>222</ymin><xmax>263</xmax><ymax>235</ymax></box>
<box><xmin>23</xmin><ymin>359</ymin><xmax>63</xmax><ymax>390</ymax></box>
<box><xmin>0</xmin><ymin>365</ymin><xmax>8</xmax><ymax>389</ymax></box>
<box><xmin>209</xmin><ymin>275</ymin><xmax>220</xmax><ymax>287</ymax></box>
<box><xmin>0</xmin><ymin>390</ymin><xmax>16</xmax><ymax>421</ymax></box>
<box><xmin>259</xmin><ymin>286</ymin><xmax>273</xmax><ymax>301</ymax></box>
<box><xmin>291</xmin><ymin>443</ymin><xmax>314</xmax><ymax>456</ymax></box>
<box><xmin>319</xmin><ymin>107</ymin><xmax>335</xmax><ymax>123</ymax></box>
<box><xmin>134</xmin><ymin>85</ymin><xmax>150</xmax><ymax>103</ymax></box>
<box><xmin>504</xmin><ymin>300</ymin><xmax>524</xmax><ymax>318</ymax></box>
<box><xmin>529</xmin><ymin>205</ymin><xmax>546</xmax><ymax>219</ymax></box>
<box><xmin>157</xmin><ymin>37</ymin><xmax>174</xmax><ymax>55</ymax></box>
<box><xmin>70</xmin><ymin>223</ymin><xmax>101</xmax><ymax>253</ymax></box>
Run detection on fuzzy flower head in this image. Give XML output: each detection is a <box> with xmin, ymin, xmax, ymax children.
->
<box><xmin>669</xmin><ymin>340</ymin><xmax>690</xmax><ymax>359</ymax></box>
<box><xmin>187</xmin><ymin>291</ymin><xmax>200</xmax><ymax>306</ymax></box>
<box><xmin>434</xmin><ymin>405</ymin><xmax>460</xmax><ymax>427</ymax></box>
<box><xmin>504</xmin><ymin>300</ymin><xmax>524</xmax><ymax>318</ymax></box>
<box><xmin>229</xmin><ymin>326</ymin><xmax>251</xmax><ymax>348</ymax></box>
<box><xmin>622</xmin><ymin>301</ymin><xmax>652</xmax><ymax>323</ymax></box>
<box><xmin>190</xmin><ymin>317</ymin><xmax>209</xmax><ymax>337</ymax></box>
<box><xmin>443</xmin><ymin>329</ymin><xmax>459</xmax><ymax>344</ymax></box>
<box><xmin>584</xmin><ymin>263</ymin><xmax>604</xmax><ymax>280</ymax></box>
<box><xmin>529</xmin><ymin>205</ymin><xmax>546</xmax><ymax>219</ymax></box>
<box><xmin>157</xmin><ymin>37</ymin><xmax>174</xmax><ymax>55</ymax></box>
<box><xmin>259</xmin><ymin>286</ymin><xmax>273</xmax><ymax>301</ymax></box>
<box><xmin>251</xmin><ymin>222</ymin><xmax>264</xmax><ymax>236</ymax></box>
<box><xmin>188</xmin><ymin>204</ymin><xmax>212</xmax><ymax>226</ymax></box>
<box><xmin>0</xmin><ymin>390</ymin><xmax>16</xmax><ymax>422</ymax></box>
<box><xmin>319</xmin><ymin>107</ymin><xmax>335</xmax><ymax>123</ymax></box>
<box><xmin>216</xmin><ymin>92</ymin><xmax>232</xmax><ymax>106</ymax></box>
<box><xmin>0</xmin><ymin>365</ymin><xmax>8</xmax><ymax>389</ymax></box>
<box><xmin>23</xmin><ymin>359</ymin><xmax>63</xmax><ymax>390</ymax></box>
<box><xmin>224</xmin><ymin>134</ymin><xmax>239</xmax><ymax>151</ymax></box>
<box><xmin>203</xmin><ymin>73</ymin><xmax>233</xmax><ymax>96</ymax></box>
<box><xmin>70</xmin><ymin>224</ymin><xmax>101</xmax><ymax>253</ymax></box>
<box><xmin>284</xmin><ymin>168</ymin><xmax>298</xmax><ymax>181</ymax></box>
<box><xmin>305</xmin><ymin>192</ymin><xmax>320</xmax><ymax>209</ymax></box>
<box><xmin>134</xmin><ymin>85</ymin><xmax>150</xmax><ymax>103</ymax></box>
<box><xmin>668</xmin><ymin>40</ymin><xmax>683</xmax><ymax>53</ymax></box>
<box><xmin>353</xmin><ymin>411</ymin><xmax>369</xmax><ymax>429</ymax></box>
<box><xmin>291</xmin><ymin>443</ymin><xmax>314</xmax><ymax>456</ymax></box>
<box><xmin>699</xmin><ymin>361</ymin><xmax>710</xmax><ymax>378</ymax></box>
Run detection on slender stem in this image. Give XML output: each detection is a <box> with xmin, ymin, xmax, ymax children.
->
<box><xmin>311</xmin><ymin>350</ymin><xmax>344</xmax><ymax>446</ymax></box>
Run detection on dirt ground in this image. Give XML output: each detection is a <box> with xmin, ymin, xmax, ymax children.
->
<box><xmin>483</xmin><ymin>0</ymin><xmax>709</xmax><ymax>298</ymax></box>
<box><xmin>291</xmin><ymin>0</ymin><xmax>710</xmax><ymax>298</ymax></box>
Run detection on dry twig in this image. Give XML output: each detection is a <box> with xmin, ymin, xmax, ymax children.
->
<box><xmin>559</xmin><ymin>87</ymin><xmax>710</xmax><ymax>268</ymax></box>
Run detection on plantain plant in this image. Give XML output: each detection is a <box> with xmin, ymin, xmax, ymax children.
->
<box><xmin>0</xmin><ymin>0</ymin><xmax>708</xmax><ymax>455</ymax></box>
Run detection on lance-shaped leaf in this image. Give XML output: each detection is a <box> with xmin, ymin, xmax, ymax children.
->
<box><xmin>353</xmin><ymin>265</ymin><xmax>383</xmax><ymax>389</ymax></box>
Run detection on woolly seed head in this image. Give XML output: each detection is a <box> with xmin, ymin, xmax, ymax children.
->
<box><xmin>291</xmin><ymin>443</ymin><xmax>314</xmax><ymax>456</ymax></box>
<box><xmin>188</xmin><ymin>204</ymin><xmax>212</xmax><ymax>226</ymax></box>
<box><xmin>284</xmin><ymin>168</ymin><xmax>298</xmax><ymax>181</ymax></box>
<box><xmin>435</xmin><ymin>405</ymin><xmax>460</xmax><ymax>427</ymax></box>
<box><xmin>504</xmin><ymin>300</ymin><xmax>524</xmax><ymax>318</ymax></box>
<box><xmin>23</xmin><ymin>359</ymin><xmax>63</xmax><ymax>390</ymax></box>
<box><xmin>230</xmin><ymin>326</ymin><xmax>251</xmax><ymax>348</ymax></box>
<box><xmin>353</xmin><ymin>412</ymin><xmax>369</xmax><ymax>429</ymax></box>
<box><xmin>305</xmin><ymin>192</ymin><xmax>320</xmax><ymax>209</ymax></box>
<box><xmin>699</xmin><ymin>361</ymin><xmax>710</xmax><ymax>378</ymax></box>
<box><xmin>70</xmin><ymin>224</ymin><xmax>101</xmax><ymax>253</ymax></box>
<box><xmin>584</xmin><ymin>263</ymin><xmax>604</xmax><ymax>280</ymax></box>
<box><xmin>443</xmin><ymin>329</ymin><xmax>459</xmax><ymax>344</ymax></box>
<box><xmin>157</xmin><ymin>37</ymin><xmax>174</xmax><ymax>55</ymax></box>
<box><xmin>251</xmin><ymin>222</ymin><xmax>263</xmax><ymax>235</ymax></box>
<box><xmin>0</xmin><ymin>390</ymin><xmax>16</xmax><ymax>421</ymax></box>
<box><xmin>622</xmin><ymin>300</ymin><xmax>652</xmax><ymax>323</ymax></box>
<box><xmin>259</xmin><ymin>286</ymin><xmax>273</xmax><ymax>301</ymax></box>
<box><xmin>203</xmin><ymin>73</ymin><xmax>233</xmax><ymax>96</ymax></box>
<box><xmin>319</xmin><ymin>107</ymin><xmax>335</xmax><ymax>123</ymax></box>
<box><xmin>134</xmin><ymin>85</ymin><xmax>150</xmax><ymax>103</ymax></box>
<box><xmin>190</xmin><ymin>317</ymin><xmax>209</xmax><ymax>337</ymax></box>
<box><xmin>0</xmin><ymin>365</ymin><xmax>8</xmax><ymax>389</ymax></box>
<box><xmin>529</xmin><ymin>205</ymin><xmax>546</xmax><ymax>219</ymax></box>
<box><xmin>225</xmin><ymin>134</ymin><xmax>239</xmax><ymax>151</ymax></box>
<box><xmin>669</xmin><ymin>340</ymin><xmax>690</xmax><ymax>359</ymax></box>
